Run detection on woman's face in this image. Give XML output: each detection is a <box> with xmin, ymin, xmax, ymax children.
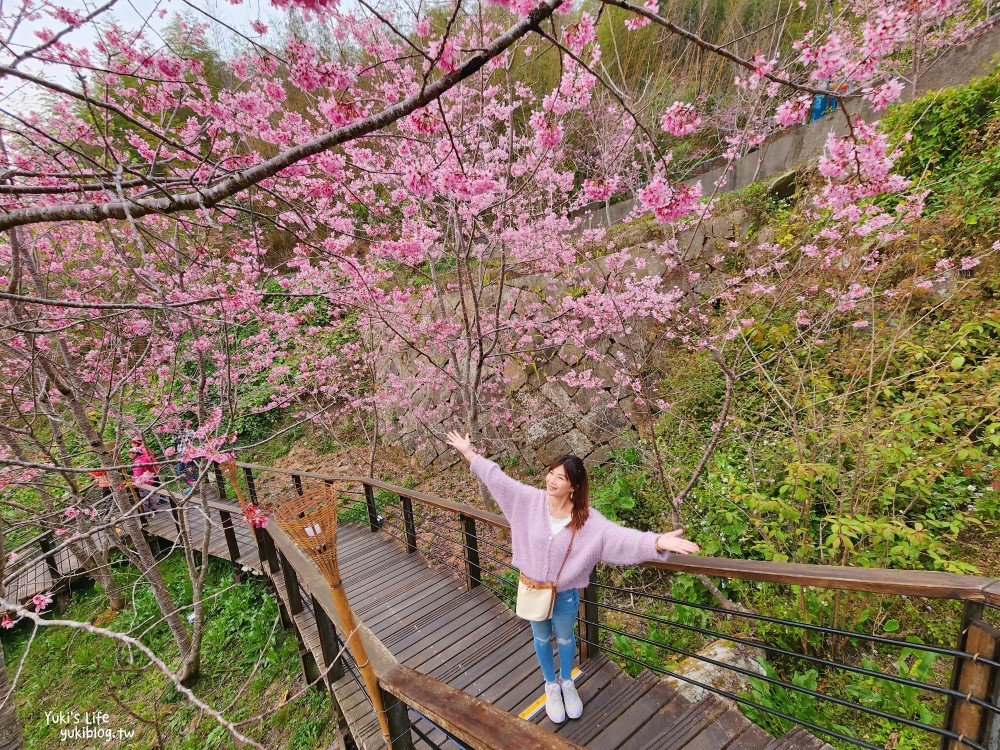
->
<box><xmin>545</xmin><ymin>464</ymin><xmax>574</xmax><ymax>503</ymax></box>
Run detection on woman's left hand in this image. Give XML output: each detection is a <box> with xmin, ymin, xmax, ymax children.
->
<box><xmin>656</xmin><ymin>528</ymin><xmax>700</xmax><ymax>554</ymax></box>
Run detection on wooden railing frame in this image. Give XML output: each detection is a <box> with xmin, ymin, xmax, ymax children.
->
<box><xmin>133</xmin><ymin>472</ymin><xmax>552</xmax><ymax>747</ymax></box>
<box><xmin>235</xmin><ymin>461</ymin><xmax>1000</xmax><ymax>750</ymax></box>
<box><xmin>235</xmin><ymin>461</ymin><xmax>1000</xmax><ymax>608</ymax></box>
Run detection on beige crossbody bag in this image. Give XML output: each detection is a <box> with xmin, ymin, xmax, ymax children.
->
<box><xmin>515</xmin><ymin>528</ymin><xmax>577</xmax><ymax>621</ymax></box>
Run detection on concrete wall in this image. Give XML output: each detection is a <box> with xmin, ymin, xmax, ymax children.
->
<box><xmin>576</xmin><ymin>24</ymin><xmax>1000</xmax><ymax>233</ymax></box>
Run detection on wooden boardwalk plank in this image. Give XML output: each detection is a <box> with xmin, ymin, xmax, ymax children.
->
<box><xmin>390</xmin><ymin>589</ymin><xmax>500</xmax><ymax>659</ymax></box>
<box><xmin>587</xmin><ymin>677</ymin><xmax>683</xmax><ymax>750</ymax></box>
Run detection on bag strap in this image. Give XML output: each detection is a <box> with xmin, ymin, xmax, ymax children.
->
<box><xmin>553</xmin><ymin>527</ymin><xmax>577</xmax><ymax>586</ymax></box>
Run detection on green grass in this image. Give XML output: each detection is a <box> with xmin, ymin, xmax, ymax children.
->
<box><xmin>2</xmin><ymin>553</ymin><xmax>341</xmax><ymax>750</ymax></box>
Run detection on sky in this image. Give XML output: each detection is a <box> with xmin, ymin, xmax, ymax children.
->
<box><xmin>2</xmin><ymin>0</ymin><xmax>284</xmax><ymax>110</ymax></box>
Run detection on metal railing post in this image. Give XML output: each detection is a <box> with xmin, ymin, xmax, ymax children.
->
<box><xmin>401</xmin><ymin>495</ymin><xmax>417</xmax><ymax>553</ymax></box>
<box><xmin>292</xmin><ymin>474</ymin><xmax>304</xmax><ymax>496</ymax></box>
<box><xmin>37</xmin><ymin>532</ymin><xmax>62</xmax><ymax>600</ymax></box>
<box><xmin>381</xmin><ymin>687</ymin><xmax>415</xmax><ymax>750</ymax></box>
<box><xmin>460</xmin><ymin>514</ymin><xmax>481</xmax><ymax>590</ymax></box>
<box><xmin>280</xmin><ymin>550</ymin><xmax>304</xmax><ymax>617</ymax></box>
<box><xmin>218</xmin><ymin>509</ymin><xmax>242</xmax><ymax>583</ymax></box>
<box><xmin>312</xmin><ymin>594</ymin><xmax>346</xmax><ymax>683</ymax></box>
<box><xmin>243</xmin><ymin>466</ymin><xmax>259</xmax><ymax>504</ymax></box>
<box><xmin>167</xmin><ymin>495</ymin><xmax>183</xmax><ymax>537</ymax></box>
<box><xmin>212</xmin><ymin>462</ymin><xmax>228</xmax><ymax>503</ymax></box>
<box><xmin>256</xmin><ymin>526</ymin><xmax>279</xmax><ymax>575</ymax></box>
<box><xmin>579</xmin><ymin>581</ymin><xmax>601</xmax><ymax>662</ymax></box>
<box><xmin>364</xmin><ymin>483</ymin><xmax>380</xmax><ymax>532</ymax></box>
<box><xmin>944</xmin><ymin>602</ymin><xmax>999</xmax><ymax>750</ymax></box>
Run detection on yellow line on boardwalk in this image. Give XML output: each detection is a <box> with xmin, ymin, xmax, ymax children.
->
<box><xmin>518</xmin><ymin>667</ymin><xmax>582</xmax><ymax>720</ymax></box>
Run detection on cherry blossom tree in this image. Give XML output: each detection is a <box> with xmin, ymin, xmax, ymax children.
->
<box><xmin>0</xmin><ymin>0</ymin><xmax>993</xmax><ymax>743</ymax></box>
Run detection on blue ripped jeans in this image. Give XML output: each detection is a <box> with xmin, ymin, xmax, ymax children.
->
<box><xmin>530</xmin><ymin>588</ymin><xmax>579</xmax><ymax>682</ymax></box>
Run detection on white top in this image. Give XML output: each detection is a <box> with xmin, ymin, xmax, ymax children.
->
<box><xmin>549</xmin><ymin>512</ymin><xmax>572</xmax><ymax>536</ymax></box>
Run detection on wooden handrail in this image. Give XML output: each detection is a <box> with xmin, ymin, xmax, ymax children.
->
<box><xmin>235</xmin><ymin>461</ymin><xmax>508</xmax><ymax>529</ymax></box>
<box><xmin>236</xmin><ymin>462</ymin><xmax>1000</xmax><ymax>608</ymax></box>
<box><xmin>647</xmin><ymin>556</ymin><xmax>1000</xmax><ymax>608</ymax></box>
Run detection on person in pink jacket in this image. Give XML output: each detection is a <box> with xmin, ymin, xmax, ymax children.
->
<box><xmin>129</xmin><ymin>437</ymin><xmax>159</xmax><ymax>512</ymax></box>
<box><xmin>446</xmin><ymin>431</ymin><xmax>699</xmax><ymax>725</ymax></box>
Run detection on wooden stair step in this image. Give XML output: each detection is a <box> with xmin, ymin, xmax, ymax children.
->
<box><xmin>633</xmin><ymin>694</ymin><xmax>731</xmax><ymax>750</ymax></box>
<box><xmin>532</xmin><ymin>661</ymin><xmax>624</xmax><ymax>729</ymax></box>
<box><xmin>587</xmin><ymin>673</ymin><xmax>685</xmax><ymax>750</ymax></box>
<box><xmin>527</xmin><ymin>656</ymin><xmax>619</xmax><ymax>725</ymax></box>
<box><xmin>678</xmin><ymin>706</ymin><xmax>764</xmax><ymax>750</ymax></box>
<box><xmin>560</xmin><ymin>671</ymin><xmax>660</xmax><ymax>746</ymax></box>
<box><xmin>765</xmin><ymin>726</ymin><xmax>836</xmax><ymax>750</ymax></box>
<box><xmin>725</xmin><ymin>722</ymin><xmax>776</xmax><ymax>750</ymax></box>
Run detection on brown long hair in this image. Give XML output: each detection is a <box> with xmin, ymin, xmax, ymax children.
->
<box><xmin>548</xmin><ymin>455</ymin><xmax>590</xmax><ymax>531</ymax></box>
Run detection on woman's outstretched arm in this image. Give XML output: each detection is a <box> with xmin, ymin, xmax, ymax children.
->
<box><xmin>445</xmin><ymin>431</ymin><xmax>479</xmax><ymax>464</ymax></box>
<box><xmin>445</xmin><ymin>431</ymin><xmax>536</xmax><ymax>517</ymax></box>
<box><xmin>600</xmin><ymin>516</ymin><xmax>700</xmax><ymax>565</ymax></box>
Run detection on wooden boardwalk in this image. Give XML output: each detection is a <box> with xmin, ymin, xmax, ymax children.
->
<box><xmin>141</xmin><ymin>503</ymin><xmax>829</xmax><ymax>750</ymax></box>
<box><xmin>8</xmin><ymin>492</ymin><xmax>832</xmax><ymax>750</ymax></box>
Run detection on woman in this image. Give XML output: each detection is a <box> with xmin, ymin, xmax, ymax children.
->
<box><xmin>445</xmin><ymin>431</ymin><xmax>699</xmax><ymax>725</ymax></box>
<box><xmin>129</xmin><ymin>437</ymin><xmax>159</xmax><ymax>512</ymax></box>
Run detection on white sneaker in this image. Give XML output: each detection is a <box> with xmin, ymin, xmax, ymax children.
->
<box><xmin>544</xmin><ymin>681</ymin><xmax>566</xmax><ymax>724</ymax></box>
<box><xmin>561</xmin><ymin>679</ymin><xmax>583</xmax><ymax>719</ymax></box>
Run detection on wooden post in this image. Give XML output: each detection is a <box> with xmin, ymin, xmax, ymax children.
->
<box><xmin>218</xmin><ymin>510</ymin><xmax>243</xmax><ymax>583</ymax></box>
<box><xmin>243</xmin><ymin>466</ymin><xmax>259</xmax><ymax>504</ymax></box>
<box><xmin>364</xmin><ymin>483</ymin><xmax>380</xmax><ymax>532</ymax></box>
<box><xmin>213</xmin><ymin>462</ymin><xmax>228</xmax><ymax>503</ymax></box>
<box><xmin>578</xmin><ymin>582</ymin><xmax>601</xmax><ymax>662</ymax></box>
<box><xmin>401</xmin><ymin>495</ymin><xmax>417</xmax><ymax>553</ymax></box>
<box><xmin>275</xmin><ymin>597</ymin><xmax>294</xmax><ymax>631</ymax></box>
<box><xmin>280</xmin><ymin>550</ymin><xmax>304</xmax><ymax>617</ymax></box>
<box><xmin>460</xmin><ymin>515</ymin><xmax>481</xmax><ymax>590</ymax></box>
<box><xmin>294</xmin><ymin>626</ymin><xmax>322</xmax><ymax>687</ymax></box>
<box><xmin>276</xmin><ymin>551</ymin><xmax>319</xmax><ymax>684</ymax></box>
<box><xmin>945</xmin><ymin>612</ymin><xmax>1000</xmax><ymax>750</ymax></box>
<box><xmin>37</xmin><ymin>533</ymin><xmax>64</xmax><ymax>610</ymax></box>
<box><xmin>312</xmin><ymin>594</ymin><xmax>346</xmax><ymax>683</ymax></box>
<box><xmin>257</xmin><ymin>526</ymin><xmax>280</xmax><ymax>575</ymax></box>
<box><xmin>38</xmin><ymin>533</ymin><xmax>62</xmax><ymax>587</ymax></box>
<box><xmin>380</xmin><ymin>686</ymin><xmax>415</xmax><ymax>750</ymax></box>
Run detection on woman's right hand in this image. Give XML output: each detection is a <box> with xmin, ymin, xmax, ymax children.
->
<box><xmin>446</xmin><ymin>431</ymin><xmax>478</xmax><ymax>463</ymax></box>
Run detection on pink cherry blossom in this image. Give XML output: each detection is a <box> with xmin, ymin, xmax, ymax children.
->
<box><xmin>243</xmin><ymin>504</ymin><xmax>270</xmax><ymax>528</ymax></box>
<box><xmin>583</xmin><ymin>177</ymin><xmax>619</xmax><ymax>202</ymax></box>
<box><xmin>774</xmin><ymin>96</ymin><xmax>810</xmax><ymax>126</ymax></box>
<box><xmin>624</xmin><ymin>1</ymin><xmax>657</xmax><ymax>30</ymax></box>
<box><xmin>659</xmin><ymin>101</ymin><xmax>702</xmax><ymax>137</ymax></box>
<box><xmin>865</xmin><ymin>79</ymin><xmax>905</xmax><ymax>111</ymax></box>
<box><xmin>33</xmin><ymin>593</ymin><xmax>53</xmax><ymax>611</ymax></box>
<box><xmin>564</xmin><ymin>14</ymin><xmax>597</xmax><ymax>54</ymax></box>
<box><xmin>638</xmin><ymin>177</ymin><xmax>702</xmax><ymax>224</ymax></box>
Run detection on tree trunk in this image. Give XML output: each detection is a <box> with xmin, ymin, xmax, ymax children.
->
<box><xmin>6</xmin><ymin>230</ymin><xmax>198</xmax><ymax>679</ymax></box>
<box><xmin>72</xmin><ymin>539</ymin><xmax>126</xmax><ymax>611</ymax></box>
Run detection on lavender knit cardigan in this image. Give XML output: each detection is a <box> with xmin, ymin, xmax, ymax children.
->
<box><xmin>471</xmin><ymin>456</ymin><xmax>671</xmax><ymax>591</ymax></box>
